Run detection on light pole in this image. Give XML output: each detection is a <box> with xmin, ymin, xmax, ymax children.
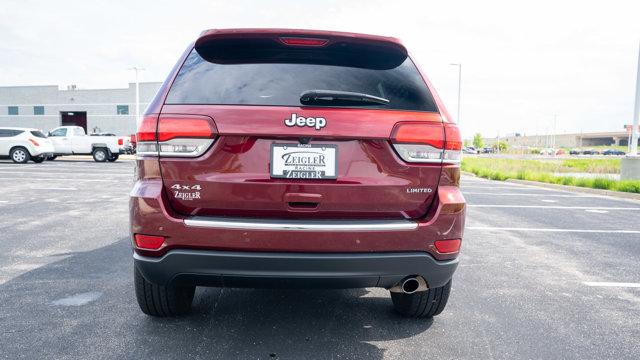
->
<box><xmin>630</xmin><ymin>42</ymin><xmax>640</xmax><ymax>156</ymax></box>
<box><xmin>450</xmin><ymin>63</ymin><xmax>462</xmax><ymax>125</ymax></box>
<box><xmin>129</xmin><ymin>67</ymin><xmax>145</xmax><ymax>129</ymax></box>
<box><xmin>621</xmin><ymin>41</ymin><xmax>640</xmax><ymax>180</ymax></box>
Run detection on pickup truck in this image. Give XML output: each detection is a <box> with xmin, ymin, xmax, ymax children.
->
<box><xmin>48</xmin><ymin>126</ymin><xmax>125</xmax><ymax>162</ymax></box>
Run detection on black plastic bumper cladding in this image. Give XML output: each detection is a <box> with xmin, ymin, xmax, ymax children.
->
<box><xmin>134</xmin><ymin>250</ymin><xmax>458</xmax><ymax>289</ymax></box>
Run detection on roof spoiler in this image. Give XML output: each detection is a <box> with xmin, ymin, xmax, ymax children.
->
<box><xmin>194</xmin><ymin>28</ymin><xmax>408</xmax><ymax>70</ymax></box>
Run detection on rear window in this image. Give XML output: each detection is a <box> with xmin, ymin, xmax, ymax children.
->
<box><xmin>166</xmin><ymin>47</ymin><xmax>437</xmax><ymax>112</ymax></box>
<box><xmin>30</xmin><ymin>130</ymin><xmax>47</xmax><ymax>138</ymax></box>
<box><xmin>0</xmin><ymin>129</ymin><xmax>24</xmax><ymax>137</ymax></box>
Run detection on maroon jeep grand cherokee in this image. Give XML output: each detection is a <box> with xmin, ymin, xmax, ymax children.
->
<box><xmin>130</xmin><ymin>29</ymin><xmax>466</xmax><ymax>318</ymax></box>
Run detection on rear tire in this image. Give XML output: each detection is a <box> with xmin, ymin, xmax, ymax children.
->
<box><xmin>10</xmin><ymin>147</ymin><xmax>30</xmax><ymax>164</ymax></box>
<box><xmin>32</xmin><ymin>156</ymin><xmax>45</xmax><ymax>163</ymax></box>
<box><xmin>134</xmin><ymin>266</ymin><xmax>195</xmax><ymax>317</ymax></box>
<box><xmin>48</xmin><ymin>155</ymin><xmax>57</xmax><ymax>161</ymax></box>
<box><xmin>391</xmin><ymin>280</ymin><xmax>452</xmax><ymax>318</ymax></box>
<box><xmin>92</xmin><ymin>148</ymin><xmax>108</xmax><ymax>162</ymax></box>
<box><xmin>107</xmin><ymin>154</ymin><xmax>119</xmax><ymax>162</ymax></box>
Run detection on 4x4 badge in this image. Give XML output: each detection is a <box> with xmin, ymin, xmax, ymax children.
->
<box><xmin>284</xmin><ymin>113</ymin><xmax>326</xmax><ymax>130</ymax></box>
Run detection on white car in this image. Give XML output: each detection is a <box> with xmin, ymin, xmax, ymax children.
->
<box><xmin>0</xmin><ymin>127</ymin><xmax>55</xmax><ymax>164</ymax></box>
<box><xmin>48</xmin><ymin>126</ymin><xmax>124</xmax><ymax>162</ymax></box>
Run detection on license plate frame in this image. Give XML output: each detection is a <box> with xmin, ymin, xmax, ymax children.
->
<box><xmin>270</xmin><ymin>143</ymin><xmax>338</xmax><ymax>179</ymax></box>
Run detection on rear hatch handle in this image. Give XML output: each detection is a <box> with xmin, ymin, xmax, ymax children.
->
<box><xmin>284</xmin><ymin>193</ymin><xmax>322</xmax><ymax>211</ymax></box>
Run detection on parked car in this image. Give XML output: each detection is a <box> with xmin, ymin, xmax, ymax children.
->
<box><xmin>463</xmin><ymin>146</ymin><xmax>478</xmax><ymax>154</ymax></box>
<box><xmin>0</xmin><ymin>127</ymin><xmax>55</xmax><ymax>163</ymax></box>
<box><xmin>47</xmin><ymin>126</ymin><xmax>125</xmax><ymax>162</ymax></box>
<box><xmin>569</xmin><ymin>148</ymin><xmax>581</xmax><ymax>155</ymax></box>
<box><xmin>581</xmin><ymin>148</ymin><xmax>599</xmax><ymax>155</ymax></box>
<box><xmin>130</xmin><ymin>29</ymin><xmax>465</xmax><ymax>318</ymax></box>
<box><xmin>540</xmin><ymin>148</ymin><xmax>555</xmax><ymax>155</ymax></box>
<box><xmin>481</xmin><ymin>147</ymin><xmax>494</xmax><ymax>153</ymax></box>
<box><xmin>602</xmin><ymin>149</ymin><xmax>625</xmax><ymax>155</ymax></box>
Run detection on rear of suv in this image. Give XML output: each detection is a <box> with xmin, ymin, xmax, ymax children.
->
<box><xmin>0</xmin><ymin>127</ymin><xmax>55</xmax><ymax>163</ymax></box>
<box><xmin>131</xmin><ymin>29</ymin><xmax>466</xmax><ymax>318</ymax></box>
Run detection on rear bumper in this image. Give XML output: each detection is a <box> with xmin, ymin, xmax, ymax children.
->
<box><xmin>130</xmin><ymin>179</ymin><xmax>466</xmax><ymax>260</ymax></box>
<box><xmin>134</xmin><ymin>250</ymin><xmax>458</xmax><ymax>289</ymax></box>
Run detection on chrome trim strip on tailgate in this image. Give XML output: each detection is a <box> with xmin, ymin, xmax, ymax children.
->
<box><xmin>184</xmin><ymin>216</ymin><xmax>417</xmax><ymax>232</ymax></box>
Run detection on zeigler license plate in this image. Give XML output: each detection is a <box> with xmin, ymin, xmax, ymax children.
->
<box><xmin>270</xmin><ymin>144</ymin><xmax>338</xmax><ymax>179</ymax></box>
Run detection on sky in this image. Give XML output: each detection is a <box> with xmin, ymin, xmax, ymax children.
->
<box><xmin>1</xmin><ymin>0</ymin><xmax>640</xmax><ymax>139</ymax></box>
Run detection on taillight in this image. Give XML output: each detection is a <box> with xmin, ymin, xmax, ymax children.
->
<box><xmin>28</xmin><ymin>139</ymin><xmax>40</xmax><ymax>147</ymax></box>
<box><xmin>391</xmin><ymin>122</ymin><xmax>461</xmax><ymax>165</ymax></box>
<box><xmin>443</xmin><ymin>124</ymin><xmax>462</xmax><ymax>164</ymax></box>
<box><xmin>135</xmin><ymin>114</ymin><xmax>217</xmax><ymax>157</ymax></box>
<box><xmin>118</xmin><ymin>138</ymin><xmax>124</xmax><ymax>146</ymax></box>
<box><xmin>134</xmin><ymin>234</ymin><xmax>165</xmax><ymax>250</ymax></box>
<box><xmin>136</xmin><ymin>115</ymin><xmax>159</xmax><ymax>156</ymax></box>
<box><xmin>279</xmin><ymin>37</ymin><xmax>329</xmax><ymax>46</ymax></box>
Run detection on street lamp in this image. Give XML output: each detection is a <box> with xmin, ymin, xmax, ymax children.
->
<box><xmin>630</xmin><ymin>42</ymin><xmax>640</xmax><ymax>156</ymax></box>
<box><xmin>129</xmin><ymin>66</ymin><xmax>145</xmax><ymax>129</ymax></box>
<box><xmin>450</xmin><ymin>63</ymin><xmax>462</xmax><ymax>125</ymax></box>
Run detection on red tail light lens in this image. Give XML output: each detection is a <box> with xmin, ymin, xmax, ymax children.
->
<box><xmin>434</xmin><ymin>239</ymin><xmax>461</xmax><ymax>254</ymax></box>
<box><xmin>157</xmin><ymin>116</ymin><xmax>215</xmax><ymax>142</ymax></box>
<box><xmin>392</xmin><ymin>123</ymin><xmax>444</xmax><ymax>148</ymax></box>
<box><xmin>391</xmin><ymin>122</ymin><xmax>461</xmax><ymax>165</ymax></box>
<box><xmin>134</xmin><ymin>234</ymin><xmax>165</xmax><ymax>250</ymax></box>
<box><xmin>444</xmin><ymin>124</ymin><xmax>462</xmax><ymax>150</ymax></box>
<box><xmin>118</xmin><ymin>138</ymin><xmax>124</xmax><ymax>146</ymax></box>
<box><xmin>28</xmin><ymin>139</ymin><xmax>40</xmax><ymax>146</ymax></box>
<box><xmin>279</xmin><ymin>37</ymin><xmax>329</xmax><ymax>47</ymax></box>
<box><xmin>443</xmin><ymin>124</ymin><xmax>462</xmax><ymax>164</ymax></box>
<box><xmin>137</xmin><ymin>115</ymin><xmax>158</xmax><ymax>142</ymax></box>
<box><xmin>136</xmin><ymin>115</ymin><xmax>159</xmax><ymax>156</ymax></box>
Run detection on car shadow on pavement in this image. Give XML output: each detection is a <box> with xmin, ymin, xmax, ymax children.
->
<box><xmin>0</xmin><ymin>238</ymin><xmax>433</xmax><ymax>359</ymax></box>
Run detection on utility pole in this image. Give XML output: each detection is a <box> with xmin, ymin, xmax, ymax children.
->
<box><xmin>450</xmin><ymin>63</ymin><xmax>462</xmax><ymax>125</ymax></box>
<box><xmin>621</xmin><ymin>41</ymin><xmax>640</xmax><ymax>180</ymax></box>
<box><xmin>630</xmin><ymin>42</ymin><xmax>640</xmax><ymax>156</ymax></box>
<box><xmin>130</xmin><ymin>67</ymin><xmax>145</xmax><ymax>129</ymax></box>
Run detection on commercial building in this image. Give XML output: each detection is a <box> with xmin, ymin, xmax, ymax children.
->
<box><xmin>484</xmin><ymin>130</ymin><xmax>640</xmax><ymax>148</ymax></box>
<box><xmin>0</xmin><ymin>82</ymin><xmax>162</xmax><ymax>135</ymax></box>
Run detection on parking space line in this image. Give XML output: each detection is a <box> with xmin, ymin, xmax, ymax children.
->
<box><xmin>468</xmin><ymin>205</ymin><xmax>640</xmax><ymax>210</ymax></box>
<box><xmin>0</xmin><ymin>171</ymin><xmax>131</xmax><ymax>176</ymax></box>
<box><xmin>467</xmin><ymin>226</ymin><xmax>640</xmax><ymax>234</ymax></box>
<box><xmin>583</xmin><ymin>282</ymin><xmax>640</xmax><ymax>288</ymax></box>
<box><xmin>463</xmin><ymin>192</ymin><xmax>594</xmax><ymax>197</ymax></box>
<box><xmin>30</xmin><ymin>187</ymin><xmax>78</xmax><ymax>191</ymax></box>
<box><xmin>461</xmin><ymin>186</ymin><xmax>551</xmax><ymax>190</ymax></box>
<box><xmin>0</xmin><ymin>177</ymin><xmax>127</xmax><ymax>182</ymax></box>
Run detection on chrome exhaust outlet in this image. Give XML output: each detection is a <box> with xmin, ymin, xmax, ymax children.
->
<box><xmin>389</xmin><ymin>276</ymin><xmax>428</xmax><ymax>294</ymax></box>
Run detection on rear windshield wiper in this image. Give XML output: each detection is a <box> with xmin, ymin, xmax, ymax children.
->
<box><xmin>300</xmin><ymin>90</ymin><xmax>390</xmax><ymax>106</ymax></box>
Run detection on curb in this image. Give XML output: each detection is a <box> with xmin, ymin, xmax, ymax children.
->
<box><xmin>505</xmin><ymin>179</ymin><xmax>640</xmax><ymax>201</ymax></box>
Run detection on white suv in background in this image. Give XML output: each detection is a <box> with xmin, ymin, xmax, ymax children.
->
<box><xmin>0</xmin><ymin>127</ymin><xmax>55</xmax><ymax>164</ymax></box>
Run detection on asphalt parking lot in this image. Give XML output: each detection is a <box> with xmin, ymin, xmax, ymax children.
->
<box><xmin>1</xmin><ymin>159</ymin><xmax>639</xmax><ymax>359</ymax></box>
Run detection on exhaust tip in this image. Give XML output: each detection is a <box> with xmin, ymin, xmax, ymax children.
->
<box><xmin>402</xmin><ymin>278</ymin><xmax>420</xmax><ymax>294</ymax></box>
<box><xmin>390</xmin><ymin>276</ymin><xmax>428</xmax><ymax>294</ymax></box>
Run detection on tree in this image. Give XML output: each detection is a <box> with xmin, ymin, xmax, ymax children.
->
<box><xmin>493</xmin><ymin>141</ymin><xmax>508</xmax><ymax>152</ymax></box>
<box><xmin>472</xmin><ymin>133</ymin><xmax>484</xmax><ymax>148</ymax></box>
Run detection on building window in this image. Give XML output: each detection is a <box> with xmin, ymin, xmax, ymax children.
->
<box><xmin>8</xmin><ymin>106</ymin><xmax>18</xmax><ymax>115</ymax></box>
<box><xmin>117</xmin><ymin>105</ymin><xmax>129</xmax><ymax>115</ymax></box>
<box><xmin>34</xmin><ymin>106</ymin><xmax>44</xmax><ymax>115</ymax></box>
